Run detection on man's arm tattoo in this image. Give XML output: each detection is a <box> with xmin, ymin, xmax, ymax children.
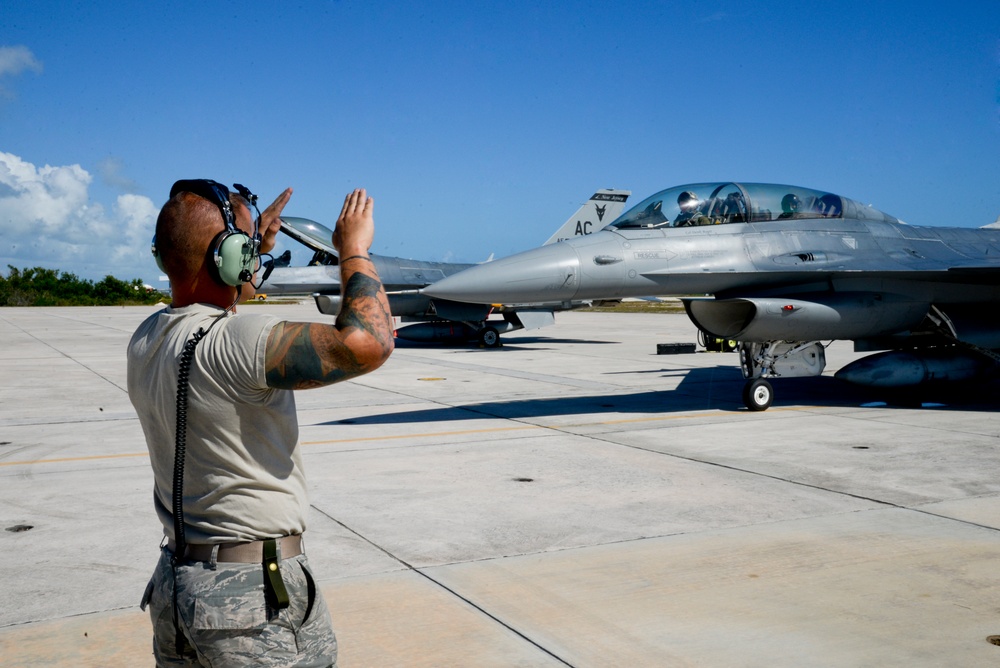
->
<box><xmin>265</xmin><ymin>272</ymin><xmax>392</xmax><ymax>390</ymax></box>
<box><xmin>265</xmin><ymin>322</ymin><xmax>361</xmax><ymax>390</ymax></box>
<box><xmin>337</xmin><ymin>272</ymin><xmax>393</xmax><ymax>348</ymax></box>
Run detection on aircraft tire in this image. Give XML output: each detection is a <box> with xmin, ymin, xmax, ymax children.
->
<box><xmin>479</xmin><ymin>326</ymin><xmax>501</xmax><ymax>348</ymax></box>
<box><xmin>743</xmin><ymin>378</ymin><xmax>773</xmax><ymax>411</ymax></box>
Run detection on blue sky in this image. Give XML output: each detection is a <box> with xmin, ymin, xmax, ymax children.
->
<box><xmin>2</xmin><ymin>0</ymin><xmax>998</xmax><ymax>285</ymax></box>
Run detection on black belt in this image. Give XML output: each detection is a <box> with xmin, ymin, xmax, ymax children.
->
<box><xmin>167</xmin><ymin>534</ymin><xmax>302</xmax><ymax>563</ymax></box>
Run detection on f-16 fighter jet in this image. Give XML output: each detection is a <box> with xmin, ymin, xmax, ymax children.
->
<box><xmin>425</xmin><ymin>182</ymin><xmax>1000</xmax><ymax>409</ymax></box>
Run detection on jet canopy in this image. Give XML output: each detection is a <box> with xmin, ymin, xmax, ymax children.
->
<box><xmin>608</xmin><ymin>182</ymin><xmax>900</xmax><ymax>230</ymax></box>
<box><xmin>278</xmin><ymin>216</ymin><xmax>341</xmax><ymax>266</ymax></box>
<box><xmin>280</xmin><ymin>216</ymin><xmax>338</xmax><ymax>255</ymax></box>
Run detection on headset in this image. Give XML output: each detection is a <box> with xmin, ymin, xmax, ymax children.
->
<box><xmin>152</xmin><ymin>179</ymin><xmax>261</xmax><ymax>287</ymax></box>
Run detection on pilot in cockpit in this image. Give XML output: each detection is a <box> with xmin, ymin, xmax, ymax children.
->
<box><xmin>778</xmin><ymin>193</ymin><xmax>801</xmax><ymax>219</ymax></box>
<box><xmin>674</xmin><ymin>191</ymin><xmax>710</xmax><ymax>226</ymax></box>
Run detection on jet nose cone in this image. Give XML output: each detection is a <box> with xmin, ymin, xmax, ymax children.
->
<box><xmin>424</xmin><ymin>243</ymin><xmax>582</xmax><ymax>304</ymax></box>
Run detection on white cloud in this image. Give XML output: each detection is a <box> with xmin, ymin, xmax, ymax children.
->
<box><xmin>0</xmin><ymin>45</ymin><xmax>42</xmax><ymax>98</ymax></box>
<box><xmin>0</xmin><ymin>45</ymin><xmax>42</xmax><ymax>77</ymax></box>
<box><xmin>0</xmin><ymin>151</ymin><xmax>159</xmax><ymax>282</ymax></box>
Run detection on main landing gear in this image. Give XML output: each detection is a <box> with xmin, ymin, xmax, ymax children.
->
<box><xmin>478</xmin><ymin>326</ymin><xmax>500</xmax><ymax>348</ymax></box>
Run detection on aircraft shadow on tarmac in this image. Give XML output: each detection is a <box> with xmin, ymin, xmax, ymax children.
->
<box><xmin>392</xmin><ymin>337</ymin><xmax>617</xmax><ymax>349</ymax></box>
<box><xmin>321</xmin><ymin>366</ymin><xmax>1000</xmax><ymax>427</ymax></box>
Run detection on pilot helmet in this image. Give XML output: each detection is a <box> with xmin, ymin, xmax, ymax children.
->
<box><xmin>781</xmin><ymin>193</ymin><xmax>800</xmax><ymax>212</ymax></box>
<box><xmin>677</xmin><ymin>190</ymin><xmax>698</xmax><ymax>212</ymax></box>
<box><xmin>677</xmin><ymin>191</ymin><xmax>698</xmax><ymax>208</ymax></box>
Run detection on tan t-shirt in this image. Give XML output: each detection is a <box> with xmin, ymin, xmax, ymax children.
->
<box><xmin>127</xmin><ymin>303</ymin><xmax>307</xmax><ymax>544</ymax></box>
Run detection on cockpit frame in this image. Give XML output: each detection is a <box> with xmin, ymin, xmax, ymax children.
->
<box><xmin>607</xmin><ymin>182</ymin><xmax>900</xmax><ymax>230</ymax></box>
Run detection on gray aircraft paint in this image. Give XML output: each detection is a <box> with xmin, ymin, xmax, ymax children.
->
<box><xmin>424</xmin><ymin>181</ymin><xmax>1000</xmax><ymax>408</ymax></box>
<box><xmin>258</xmin><ymin>190</ymin><xmax>630</xmax><ymax>345</ymax></box>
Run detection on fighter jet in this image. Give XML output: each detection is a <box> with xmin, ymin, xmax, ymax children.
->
<box><xmin>423</xmin><ymin>181</ymin><xmax>1000</xmax><ymax>409</ymax></box>
<box><xmin>258</xmin><ymin>189</ymin><xmax>630</xmax><ymax>346</ymax></box>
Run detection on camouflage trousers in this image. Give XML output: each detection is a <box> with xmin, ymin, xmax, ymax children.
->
<box><xmin>142</xmin><ymin>546</ymin><xmax>338</xmax><ymax>667</ymax></box>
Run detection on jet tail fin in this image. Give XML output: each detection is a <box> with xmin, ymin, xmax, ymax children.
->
<box><xmin>543</xmin><ymin>189</ymin><xmax>631</xmax><ymax>246</ymax></box>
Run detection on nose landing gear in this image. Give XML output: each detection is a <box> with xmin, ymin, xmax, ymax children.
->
<box><xmin>737</xmin><ymin>341</ymin><xmax>826</xmax><ymax>411</ymax></box>
<box><xmin>742</xmin><ymin>378</ymin><xmax>773</xmax><ymax>411</ymax></box>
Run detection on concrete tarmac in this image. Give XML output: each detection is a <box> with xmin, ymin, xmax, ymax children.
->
<box><xmin>2</xmin><ymin>303</ymin><xmax>999</xmax><ymax>667</ymax></box>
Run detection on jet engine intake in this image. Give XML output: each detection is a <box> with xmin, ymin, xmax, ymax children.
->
<box><xmin>683</xmin><ymin>293</ymin><xmax>929</xmax><ymax>342</ymax></box>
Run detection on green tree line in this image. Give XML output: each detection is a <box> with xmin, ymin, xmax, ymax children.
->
<box><xmin>0</xmin><ymin>266</ymin><xmax>165</xmax><ymax>306</ymax></box>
